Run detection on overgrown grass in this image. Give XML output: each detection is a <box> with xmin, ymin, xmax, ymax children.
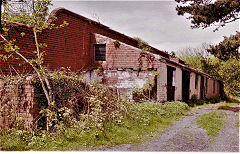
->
<box><xmin>225</xmin><ymin>96</ymin><xmax>240</xmax><ymax>103</ymax></box>
<box><xmin>191</xmin><ymin>102</ymin><xmax>211</xmax><ymax>109</ymax></box>
<box><xmin>186</xmin><ymin>95</ymin><xmax>222</xmax><ymax>108</ymax></box>
<box><xmin>217</xmin><ymin>99</ymin><xmax>240</xmax><ymax>112</ymax></box>
<box><xmin>0</xmin><ymin>101</ymin><xmax>189</xmax><ymax>151</ymax></box>
<box><xmin>197</xmin><ymin>110</ymin><xmax>226</xmax><ymax>142</ymax></box>
<box><xmin>217</xmin><ymin>102</ymin><xmax>238</xmax><ymax>110</ymax></box>
<box><xmin>239</xmin><ymin>114</ymin><xmax>240</xmax><ymax>127</ymax></box>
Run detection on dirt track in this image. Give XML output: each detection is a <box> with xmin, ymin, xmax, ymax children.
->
<box><xmin>96</xmin><ymin>103</ymin><xmax>239</xmax><ymax>152</ymax></box>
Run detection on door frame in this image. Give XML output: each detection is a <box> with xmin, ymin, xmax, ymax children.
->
<box><xmin>167</xmin><ymin>66</ymin><xmax>176</xmax><ymax>101</ymax></box>
<box><xmin>182</xmin><ymin>69</ymin><xmax>190</xmax><ymax>101</ymax></box>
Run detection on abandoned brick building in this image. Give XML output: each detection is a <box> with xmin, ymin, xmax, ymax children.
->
<box><xmin>0</xmin><ymin>8</ymin><xmax>223</xmax><ymax>127</ymax></box>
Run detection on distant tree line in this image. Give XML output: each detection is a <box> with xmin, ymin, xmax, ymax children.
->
<box><xmin>175</xmin><ymin>0</ymin><xmax>239</xmax><ymax>97</ymax></box>
<box><xmin>175</xmin><ymin>0</ymin><xmax>240</xmax><ymax>61</ymax></box>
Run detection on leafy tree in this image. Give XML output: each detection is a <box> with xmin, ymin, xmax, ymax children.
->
<box><xmin>0</xmin><ymin>0</ymin><xmax>67</xmax><ymax>130</ymax></box>
<box><xmin>175</xmin><ymin>0</ymin><xmax>240</xmax><ymax>61</ymax></box>
<box><xmin>202</xmin><ymin>56</ymin><xmax>240</xmax><ymax>97</ymax></box>
<box><xmin>207</xmin><ymin>32</ymin><xmax>240</xmax><ymax>61</ymax></box>
<box><xmin>219</xmin><ymin>57</ymin><xmax>240</xmax><ymax>96</ymax></box>
<box><xmin>177</xmin><ymin>43</ymin><xmax>211</xmax><ymax>71</ymax></box>
<box><xmin>178</xmin><ymin>45</ymin><xmax>240</xmax><ymax>97</ymax></box>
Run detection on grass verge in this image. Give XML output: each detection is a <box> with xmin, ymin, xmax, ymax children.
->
<box><xmin>196</xmin><ymin>110</ymin><xmax>226</xmax><ymax>142</ymax></box>
<box><xmin>217</xmin><ymin>101</ymin><xmax>240</xmax><ymax>112</ymax></box>
<box><xmin>191</xmin><ymin>103</ymin><xmax>211</xmax><ymax>109</ymax></box>
<box><xmin>239</xmin><ymin>114</ymin><xmax>240</xmax><ymax>127</ymax></box>
<box><xmin>0</xmin><ymin>101</ymin><xmax>189</xmax><ymax>151</ymax></box>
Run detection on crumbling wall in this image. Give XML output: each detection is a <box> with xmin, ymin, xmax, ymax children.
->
<box><xmin>157</xmin><ymin>60</ymin><xmax>167</xmax><ymax>102</ymax></box>
<box><xmin>103</xmin><ymin>69</ymin><xmax>156</xmax><ymax>99</ymax></box>
<box><xmin>93</xmin><ymin>33</ymin><xmax>161</xmax><ymax>71</ymax></box>
<box><xmin>0</xmin><ymin>79</ymin><xmax>38</xmax><ymax>129</ymax></box>
<box><xmin>92</xmin><ymin>33</ymin><xmax>165</xmax><ymax>101</ymax></box>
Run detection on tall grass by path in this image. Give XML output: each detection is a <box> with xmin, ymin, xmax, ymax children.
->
<box><xmin>239</xmin><ymin>114</ymin><xmax>240</xmax><ymax>127</ymax></box>
<box><xmin>0</xmin><ymin>101</ymin><xmax>189</xmax><ymax>151</ymax></box>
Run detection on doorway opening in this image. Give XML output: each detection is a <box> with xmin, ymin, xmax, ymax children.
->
<box><xmin>182</xmin><ymin>69</ymin><xmax>190</xmax><ymax>101</ymax></box>
<box><xmin>200</xmin><ymin>75</ymin><xmax>205</xmax><ymax>99</ymax></box>
<box><xmin>167</xmin><ymin>66</ymin><xmax>176</xmax><ymax>101</ymax></box>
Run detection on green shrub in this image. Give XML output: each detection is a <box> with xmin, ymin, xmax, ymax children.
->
<box><xmin>186</xmin><ymin>95</ymin><xmax>221</xmax><ymax>107</ymax></box>
<box><xmin>33</xmin><ymin>70</ymin><xmax>128</xmax><ymax>131</ymax></box>
<box><xmin>196</xmin><ymin>99</ymin><xmax>206</xmax><ymax>105</ymax></box>
<box><xmin>217</xmin><ymin>102</ymin><xmax>239</xmax><ymax>111</ymax></box>
<box><xmin>208</xmin><ymin>96</ymin><xmax>221</xmax><ymax>104</ymax></box>
<box><xmin>191</xmin><ymin>94</ymin><xmax>198</xmax><ymax>102</ymax></box>
<box><xmin>0</xmin><ymin>70</ymin><xmax>190</xmax><ymax>151</ymax></box>
<box><xmin>0</xmin><ymin>100</ymin><xmax>189</xmax><ymax>151</ymax></box>
<box><xmin>217</xmin><ymin>105</ymin><xmax>231</xmax><ymax>110</ymax></box>
<box><xmin>224</xmin><ymin>96</ymin><xmax>240</xmax><ymax>103</ymax></box>
<box><xmin>239</xmin><ymin>114</ymin><xmax>240</xmax><ymax>127</ymax></box>
<box><xmin>132</xmin><ymin>88</ymin><xmax>149</xmax><ymax>102</ymax></box>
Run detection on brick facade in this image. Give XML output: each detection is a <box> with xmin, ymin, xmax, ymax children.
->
<box><xmin>90</xmin><ymin>33</ymin><xmax>161</xmax><ymax>100</ymax></box>
<box><xmin>0</xmin><ymin>7</ymin><xmax>223</xmax><ymax>129</ymax></box>
<box><xmin>0</xmin><ymin>24</ymin><xmax>36</xmax><ymax>74</ymax></box>
<box><xmin>0</xmin><ymin>79</ymin><xmax>38</xmax><ymax>129</ymax></box>
<box><xmin>41</xmin><ymin>8</ymin><xmax>169</xmax><ymax>72</ymax></box>
<box><xmin>156</xmin><ymin>60</ymin><xmax>167</xmax><ymax>102</ymax></box>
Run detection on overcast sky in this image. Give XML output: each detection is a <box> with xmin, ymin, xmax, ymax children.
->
<box><xmin>51</xmin><ymin>0</ymin><xmax>239</xmax><ymax>53</ymax></box>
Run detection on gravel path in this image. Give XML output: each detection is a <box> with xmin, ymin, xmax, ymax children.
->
<box><xmin>205</xmin><ymin>105</ymin><xmax>239</xmax><ymax>152</ymax></box>
<box><xmin>95</xmin><ymin>102</ymin><xmax>239</xmax><ymax>152</ymax></box>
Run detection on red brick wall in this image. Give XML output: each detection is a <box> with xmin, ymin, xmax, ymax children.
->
<box><xmin>0</xmin><ymin>8</ymin><xmax>168</xmax><ymax>74</ymax></box>
<box><xmin>0</xmin><ymin>80</ymin><xmax>38</xmax><ymax>129</ymax></box>
<box><xmin>0</xmin><ymin>25</ymin><xmax>37</xmax><ymax>75</ymax></box>
<box><xmin>41</xmin><ymin>8</ymin><xmax>168</xmax><ymax>72</ymax></box>
<box><xmin>0</xmin><ymin>8</ymin><xmax>223</xmax><ymax>103</ymax></box>
<box><xmin>87</xmin><ymin>33</ymin><xmax>162</xmax><ymax>100</ymax></box>
<box><xmin>42</xmin><ymin>10</ymin><xmax>146</xmax><ymax>72</ymax></box>
<box><xmin>93</xmin><ymin>33</ymin><xmax>160</xmax><ymax>70</ymax></box>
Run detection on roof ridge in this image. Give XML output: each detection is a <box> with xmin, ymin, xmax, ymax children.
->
<box><xmin>48</xmin><ymin>7</ymin><xmax>169</xmax><ymax>58</ymax></box>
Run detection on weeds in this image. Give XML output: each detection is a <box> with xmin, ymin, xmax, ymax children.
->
<box><xmin>186</xmin><ymin>95</ymin><xmax>222</xmax><ymax>108</ymax></box>
<box><xmin>0</xmin><ymin>70</ymin><xmax>190</xmax><ymax>151</ymax></box>
<box><xmin>0</xmin><ymin>101</ymin><xmax>189</xmax><ymax>151</ymax></box>
<box><xmin>217</xmin><ymin>102</ymin><xmax>240</xmax><ymax>112</ymax></box>
<box><xmin>239</xmin><ymin>114</ymin><xmax>240</xmax><ymax>127</ymax></box>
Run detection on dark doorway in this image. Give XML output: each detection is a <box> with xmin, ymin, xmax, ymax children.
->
<box><xmin>219</xmin><ymin>82</ymin><xmax>224</xmax><ymax>98</ymax></box>
<box><xmin>150</xmin><ymin>75</ymin><xmax>158</xmax><ymax>101</ymax></box>
<box><xmin>167</xmin><ymin>66</ymin><xmax>176</xmax><ymax>101</ymax></box>
<box><xmin>200</xmin><ymin>76</ymin><xmax>205</xmax><ymax>99</ymax></box>
<box><xmin>182</xmin><ymin>69</ymin><xmax>190</xmax><ymax>101</ymax></box>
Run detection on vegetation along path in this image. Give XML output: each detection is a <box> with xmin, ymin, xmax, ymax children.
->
<box><xmin>98</xmin><ymin>102</ymin><xmax>239</xmax><ymax>152</ymax></box>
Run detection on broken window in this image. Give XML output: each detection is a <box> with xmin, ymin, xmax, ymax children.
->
<box><xmin>94</xmin><ymin>44</ymin><xmax>106</xmax><ymax>61</ymax></box>
<box><xmin>172</xmin><ymin>70</ymin><xmax>176</xmax><ymax>86</ymax></box>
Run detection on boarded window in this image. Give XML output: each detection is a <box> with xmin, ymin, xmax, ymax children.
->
<box><xmin>94</xmin><ymin>44</ymin><xmax>106</xmax><ymax>61</ymax></box>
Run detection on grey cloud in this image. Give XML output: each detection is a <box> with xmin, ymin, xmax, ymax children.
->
<box><xmin>51</xmin><ymin>1</ymin><xmax>239</xmax><ymax>52</ymax></box>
